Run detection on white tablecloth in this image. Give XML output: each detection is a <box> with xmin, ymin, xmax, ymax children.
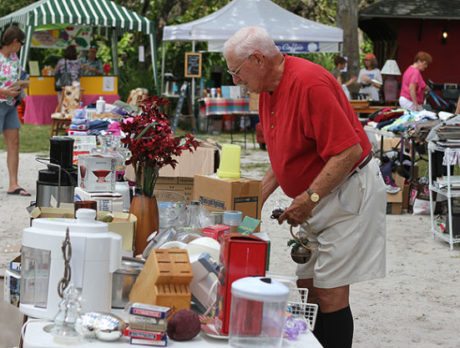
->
<box><xmin>23</xmin><ymin>321</ymin><xmax>322</xmax><ymax>347</ymax></box>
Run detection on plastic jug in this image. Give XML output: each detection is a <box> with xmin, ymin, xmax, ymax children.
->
<box><xmin>96</xmin><ymin>96</ymin><xmax>106</xmax><ymax>114</ymax></box>
<box><xmin>217</xmin><ymin>144</ymin><xmax>241</xmax><ymax>178</ymax></box>
<box><xmin>229</xmin><ymin>277</ymin><xmax>289</xmax><ymax>348</ymax></box>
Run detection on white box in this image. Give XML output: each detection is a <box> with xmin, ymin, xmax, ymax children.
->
<box><xmin>4</xmin><ymin>269</ymin><xmax>20</xmax><ymax>307</ymax></box>
<box><xmin>78</xmin><ymin>154</ymin><xmax>116</xmax><ymax>192</ymax></box>
<box><xmin>74</xmin><ymin>187</ymin><xmax>123</xmax><ymax>212</ymax></box>
<box><xmin>229</xmin><ymin>86</ymin><xmax>241</xmax><ymax>98</ymax></box>
<box><xmin>68</xmin><ymin>135</ymin><xmax>97</xmax><ymax>165</ymax></box>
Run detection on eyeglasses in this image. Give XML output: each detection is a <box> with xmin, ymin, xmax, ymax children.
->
<box><xmin>227</xmin><ymin>54</ymin><xmax>253</xmax><ymax>77</ymax></box>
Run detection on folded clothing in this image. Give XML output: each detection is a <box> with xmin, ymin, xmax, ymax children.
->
<box><xmin>71</xmin><ymin>117</ymin><xmax>88</xmax><ymax>125</ymax></box>
<box><xmin>70</xmin><ymin>124</ymin><xmax>89</xmax><ymax>130</ymax></box>
<box><xmin>67</xmin><ymin>129</ymin><xmax>90</xmax><ymax>136</ymax></box>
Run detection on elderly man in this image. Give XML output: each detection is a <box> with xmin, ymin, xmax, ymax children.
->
<box><xmin>80</xmin><ymin>45</ymin><xmax>103</xmax><ymax>76</ymax></box>
<box><xmin>223</xmin><ymin>27</ymin><xmax>386</xmax><ymax>348</ymax></box>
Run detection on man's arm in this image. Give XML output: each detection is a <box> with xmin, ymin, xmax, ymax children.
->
<box><xmin>279</xmin><ymin>143</ymin><xmax>363</xmax><ymax>226</ymax></box>
<box><xmin>262</xmin><ymin>166</ymin><xmax>279</xmax><ymax>207</ymax></box>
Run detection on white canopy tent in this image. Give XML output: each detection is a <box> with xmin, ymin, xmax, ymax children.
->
<box><xmin>161</xmin><ymin>0</ymin><xmax>343</xmax><ymax>95</ymax></box>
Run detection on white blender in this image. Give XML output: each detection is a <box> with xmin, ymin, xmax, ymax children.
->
<box><xmin>20</xmin><ymin>209</ymin><xmax>122</xmax><ymax>319</ymax></box>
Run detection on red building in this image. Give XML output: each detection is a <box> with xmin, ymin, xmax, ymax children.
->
<box><xmin>359</xmin><ymin>0</ymin><xmax>460</xmax><ymax>87</ymax></box>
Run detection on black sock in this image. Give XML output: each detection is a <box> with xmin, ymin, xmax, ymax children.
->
<box><xmin>313</xmin><ymin>309</ymin><xmax>327</xmax><ymax>347</ymax></box>
<box><xmin>315</xmin><ymin>306</ymin><xmax>354</xmax><ymax>348</ymax></box>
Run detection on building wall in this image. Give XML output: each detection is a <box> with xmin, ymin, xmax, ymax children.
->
<box><xmin>396</xmin><ymin>19</ymin><xmax>460</xmax><ymax>84</ymax></box>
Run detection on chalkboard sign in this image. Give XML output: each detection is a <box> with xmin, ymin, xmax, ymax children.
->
<box><xmin>184</xmin><ymin>52</ymin><xmax>202</xmax><ymax>78</ymax></box>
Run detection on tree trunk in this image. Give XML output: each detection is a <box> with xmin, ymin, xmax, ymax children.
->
<box><xmin>336</xmin><ymin>0</ymin><xmax>360</xmax><ymax>95</ymax></box>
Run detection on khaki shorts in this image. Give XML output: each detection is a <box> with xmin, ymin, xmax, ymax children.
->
<box><xmin>295</xmin><ymin>159</ymin><xmax>386</xmax><ymax>288</ymax></box>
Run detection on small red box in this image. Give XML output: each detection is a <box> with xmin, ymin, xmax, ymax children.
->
<box><xmin>202</xmin><ymin>224</ymin><xmax>230</xmax><ymax>241</ymax></box>
<box><xmin>215</xmin><ymin>233</ymin><xmax>267</xmax><ymax>335</ymax></box>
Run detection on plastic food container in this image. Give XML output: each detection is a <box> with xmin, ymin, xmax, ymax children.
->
<box><xmin>223</xmin><ymin>210</ymin><xmax>242</xmax><ymax>233</ymax></box>
<box><xmin>229</xmin><ymin>277</ymin><xmax>290</xmax><ymax>347</ymax></box>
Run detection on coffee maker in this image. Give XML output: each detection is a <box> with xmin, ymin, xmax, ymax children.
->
<box><xmin>36</xmin><ymin>137</ymin><xmax>77</xmax><ymax>207</ymax></box>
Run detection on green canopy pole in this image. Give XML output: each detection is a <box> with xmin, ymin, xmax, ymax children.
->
<box><xmin>111</xmin><ymin>29</ymin><xmax>119</xmax><ymax>76</ymax></box>
<box><xmin>20</xmin><ymin>25</ymin><xmax>34</xmax><ymax>71</ymax></box>
<box><xmin>149</xmin><ymin>31</ymin><xmax>159</xmax><ymax>94</ymax></box>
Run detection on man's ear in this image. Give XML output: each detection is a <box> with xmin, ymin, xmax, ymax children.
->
<box><xmin>252</xmin><ymin>51</ymin><xmax>264</xmax><ymax>66</ymax></box>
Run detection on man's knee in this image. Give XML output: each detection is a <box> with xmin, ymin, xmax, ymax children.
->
<box><xmin>315</xmin><ymin>286</ymin><xmax>350</xmax><ymax>312</ymax></box>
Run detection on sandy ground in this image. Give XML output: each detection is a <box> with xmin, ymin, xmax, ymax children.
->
<box><xmin>1</xmin><ymin>148</ymin><xmax>460</xmax><ymax>347</ymax></box>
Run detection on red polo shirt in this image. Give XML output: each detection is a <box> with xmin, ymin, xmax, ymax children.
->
<box><xmin>259</xmin><ymin>55</ymin><xmax>371</xmax><ymax>198</ymax></box>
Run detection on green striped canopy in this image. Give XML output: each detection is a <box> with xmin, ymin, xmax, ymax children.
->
<box><xmin>0</xmin><ymin>0</ymin><xmax>153</xmax><ymax>34</ymax></box>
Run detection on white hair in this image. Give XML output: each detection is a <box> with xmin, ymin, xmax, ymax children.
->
<box><xmin>223</xmin><ymin>26</ymin><xmax>280</xmax><ymax>60</ymax></box>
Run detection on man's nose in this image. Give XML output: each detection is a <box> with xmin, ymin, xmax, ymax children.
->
<box><xmin>232</xmin><ymin>75</ymin><xmax>240</xmax><ymax>85</ymax></box>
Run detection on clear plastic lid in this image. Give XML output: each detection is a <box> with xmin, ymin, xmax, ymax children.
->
<box><xmin>231</xmin><ymin>276</ymin><xmax>290</xmax><ymax>302</ymax></box>
<box><xmin>223</xmin><ymin>210</ymin><xmax>242</xmax><ymax>226</ymax></box>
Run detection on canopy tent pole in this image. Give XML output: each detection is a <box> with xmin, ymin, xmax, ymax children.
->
<box><xmin>191</xmin><ymin>40</ymin><xmax>195</xmax><ymax>116</ymax></box>
<box><xmin>149</xmin><ymin>32</ymin><xmax>159</xmax><ymax>93</ymax></box>
<box><xmin>20</xmin><ymin>25</ymin><xmax>34</xmax><ymax>71</ymax></box>
<box><xmin>111</xmin><ymin>29</ymin><xmax>119</xmax><ymax>76</ymax></box>
<box><xmin>161</xmin><ymin>41</ymin><xmax>165</xmax><ymax>95</ymax></box>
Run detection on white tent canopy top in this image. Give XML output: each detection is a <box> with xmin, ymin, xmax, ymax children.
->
<box><xmin>163</xmin><ymin>0</ymin><xmax>343</xmax><ymax>54</ymax></box>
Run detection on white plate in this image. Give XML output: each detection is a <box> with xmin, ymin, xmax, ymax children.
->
<box><xmin>201</xmin><ymin>323</ymin><xmax>228</xmax><ymax>340</ymax></box>
<box><xmin>160</xmin><ymin>241</ymin><xmax>187</xmax><ymax>249</ymax></box>
<box><xmin>186</xmin><ymin>237</ymin><xmax>220</xmax><ymax>260</ymax></box>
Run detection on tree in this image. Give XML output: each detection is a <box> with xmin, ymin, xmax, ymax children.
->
<box><xmin>336</xmin><ymin>0</ymin><xmax>360</xmax><ymax>86</ymax></box>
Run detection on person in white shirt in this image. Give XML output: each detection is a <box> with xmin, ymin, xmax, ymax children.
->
<box><xmin>357</xmin><ymin>53</ymin><xmax>382</xmax><ymax>101</ymax></box>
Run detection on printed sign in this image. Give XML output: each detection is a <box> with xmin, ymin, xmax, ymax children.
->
<box><xmin>31</xmin><ymin>26</ymin><xmax>92</xmax><ymax>50</ymax></box>
<box><xmin>275</xmin><ymin>41</ymin><xmax>320</xmax><ymax>53</ymax></box>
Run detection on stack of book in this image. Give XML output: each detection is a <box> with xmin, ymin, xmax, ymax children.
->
<box><xmin>125</xmin><ymin>303</ymin><xmax>172</xmax><ymax>346</ymax></box>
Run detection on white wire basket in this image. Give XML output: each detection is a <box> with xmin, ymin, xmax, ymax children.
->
<box><xmin>286</xmin><ymin>287</ymin><xmax>318</xmax><ymax>331</ymax></box>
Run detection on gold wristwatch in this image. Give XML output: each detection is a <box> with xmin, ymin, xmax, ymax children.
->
<box><xmin>306</xmin><ymin>188</ymin><xmax>320</xmax><ymax>203</ymax></box>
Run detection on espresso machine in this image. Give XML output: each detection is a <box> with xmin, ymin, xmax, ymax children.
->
<box><xmin>36</xmin><ymin>137</ymin><xmax>77</xmax><ymax>207</ymax></box>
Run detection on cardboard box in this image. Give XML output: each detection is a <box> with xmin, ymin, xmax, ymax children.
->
<box><xmin>387</xmin><ymin>202</ymin><xmax>402</xmax><ymax>214</ymax></box>
<box><xmin>192</xmin><ymin>174</ymin><xmax>262</xmax><ymax>231</ymax></box>
<box><xmin>215</xmin><ymin>234</ymin><xmax>267</xmax><ymax>335</ymax></box>
<box><xmin>383</xmin><ymin>138</ymin><xmax>401</xmax><ymax>152</ymax></box>
<box><xmin>155</xmin><ymin>177</ymin><xmax>194</xmax><ymax>204</ymax></box>
<box><xmin>29</xmin><ymin>206</ymin><xmax>136</xmax><ymax>252</ymax></box>
<box><xmin>386</xmin><ymin>190</ymin><xmax>403</xmax><ymax>203</ymax></box>
<box><xmin>249</xmin><ymin>93</ymin><xmax>259</xmax><ymax>111</ymax></box>
<box><xmin>125</xmin><ymin>146</ymin><xmax>219</xmax><ymax>204</ymax></box>
<box><xmin>158</xmin><ymin>147</ymin><xmax>218</xmax><ymax>178</ymax></box>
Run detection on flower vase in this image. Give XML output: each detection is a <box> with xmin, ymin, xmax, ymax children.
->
<box><xmin>130</xmin><ymin>193</ymin><xmax>159</xmax><ymax>255</ymax></box>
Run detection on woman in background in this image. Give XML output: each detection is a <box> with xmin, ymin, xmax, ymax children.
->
<box><xmin>399</xmin><ymin>51</ymin><xmax>432</xmax><ymax>112</ymax></box>
<box><xmin>0</xmin><ymin>26</ymin><xmax>30</xmax><ymax>196</ymax></box>
<box><xmin>332</xmin><ymin>55</ymin><xmax>357</xmax><ymax>100</ymax></box>
<box><xmin>54</xmin><ymin>45</ymin><xmax>81</xmax><ymax>100</ymax></box>
<box><xmin>357</xmin><ymin>53</ymin><xmax>382</xmax><ymax>101</ymax></box>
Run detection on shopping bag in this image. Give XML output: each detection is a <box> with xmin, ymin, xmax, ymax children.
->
<box><xmin>54</xmin><ymin>71</ymin><xmax>72</xmax><ymax>91</ymax></box>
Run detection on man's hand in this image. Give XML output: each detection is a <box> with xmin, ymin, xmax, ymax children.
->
<box><xmin>278</xmin><ymin>191</ymin><xmax>314</xmax><ymax>226</ymax></box>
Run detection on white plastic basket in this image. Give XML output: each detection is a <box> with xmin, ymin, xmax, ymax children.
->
<box><xmin>286</xmin><ymin>287</ymin><xmax>318</xmax><ymax>331</ymax></box>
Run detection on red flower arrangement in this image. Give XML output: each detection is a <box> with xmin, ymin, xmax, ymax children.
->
<box><xmin>120</xmin><ymin>96</ymin><xmax>198</xmax><ymax>197</ymax></box>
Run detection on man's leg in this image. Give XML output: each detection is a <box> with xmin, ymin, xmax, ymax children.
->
<box><xmin>3</xmin><ymin>129</ymin><xmax>21</xmax><ymax>192</ymax></box>
<box><xmin>298</xmin><ymin>278</ymin><xmax>353</xmax><ymax>348</ymax></box>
